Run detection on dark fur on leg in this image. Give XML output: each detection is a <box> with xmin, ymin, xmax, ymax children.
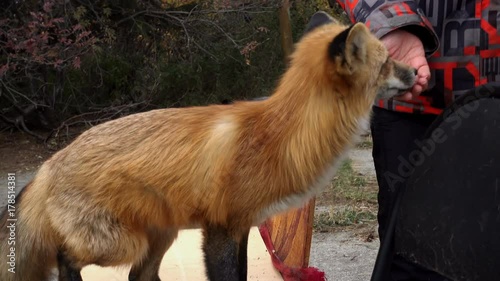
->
<box><xmin>57</xmin><ymin>251</ymin><xmax>82</xmax><ymax>281</ymax></box>
<box><xmin>238</xmin><ymin>230</ymin><xmax>249</xmax><ymax>281</ymax></box>
<box><xmin>203</xmin><ymin>225</ymin><xmax>241</xmax><ymax>281</ymax></box>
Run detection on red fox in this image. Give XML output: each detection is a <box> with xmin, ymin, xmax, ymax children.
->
<box><xmin>0</xmin><ymin>11</ymin><xmax>416</xmax><ymax>281</ymax></box>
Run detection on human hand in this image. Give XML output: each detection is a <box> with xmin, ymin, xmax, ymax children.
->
<box><xmin>381</xmin><ymin>29</ymin><xmax>430</xmax><ymax>101</ymax></box>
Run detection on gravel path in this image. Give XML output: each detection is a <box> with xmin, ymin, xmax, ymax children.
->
<box><xmin>310</xmin><ymin>231</ymin><xmax>378</xmax><ymax>281</ymax></box>
<box><xmin>349</xmin><ymin>148</ymin><xmax>376</xmax><ymax>178</ymax></box>
<box><xmin>309</xmin><ymin>147</ymin><xmax>379</xmax><ymax>280</ymax></box>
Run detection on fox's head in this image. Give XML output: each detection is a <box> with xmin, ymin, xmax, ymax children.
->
<box><xmin>291</xmin><ymin>11</ymin><xmax>416</xmax><ymax>102</ymax></box>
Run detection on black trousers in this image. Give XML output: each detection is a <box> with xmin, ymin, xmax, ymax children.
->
<box><xmin>371</xmin><ymin>106</ymin><xmax>450</xmax><ymax>281</ymax></box>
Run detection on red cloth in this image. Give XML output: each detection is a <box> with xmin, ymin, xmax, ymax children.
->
<box><xmin>258</xmin><ymin>225</ymin><xmax>326</xmax><ymax>281</ymax></box>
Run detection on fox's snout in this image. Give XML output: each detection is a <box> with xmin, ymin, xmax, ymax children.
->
<box><xmin>396</xmin><ymin>66</ymin><xmax>418</xmax><ymax>90</ymax></box>
<box><xmin>377</xmin><ymin>61</ymin><xmax>418</xmax><ymax>100</ymax></box>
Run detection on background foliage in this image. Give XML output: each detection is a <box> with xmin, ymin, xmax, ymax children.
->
<box><xmin>0</xmin><ymin>0</ymin><xmax>347</xmax><ymax>139</ymax></box>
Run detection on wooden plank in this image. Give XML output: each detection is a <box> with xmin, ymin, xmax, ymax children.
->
<box><xmin>264</xmin><ymin>198</ymin><xmax>316</xmax><ymax>268</ymax></box>
<box><xmin>80</xmin><ymin>227</ymin><xmax>282</xmax><ymax>281</ymax></box>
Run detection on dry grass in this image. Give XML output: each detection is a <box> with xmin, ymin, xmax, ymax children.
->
<box><xmin>356</xmin><ymin>134</ymin><xmax>373</xmax><ymax>149</ymax></box>
<box><xmin>314</xmin><ymin>159</ymin><xmax>378</xmax><ymax>233</ymax></box>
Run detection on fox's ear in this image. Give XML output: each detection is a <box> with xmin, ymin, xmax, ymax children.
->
<box><xmin>304</xmin><ymin>11</ymin><xmax>338</xmax><ymax>35</ymax></box>
<box><xmin>328</xmin><ymin>23</ymin><xmax>371</xmax><ymax>73</ymax></box>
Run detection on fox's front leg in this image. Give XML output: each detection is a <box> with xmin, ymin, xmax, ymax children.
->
<box><xmin>238</xmin><ymin>230</ymin><xmax>249</xmax><ymax>281</ymax></box>
<box><xmin>202</xmin><ymin>225</ymin><xmax>250</xmax><ymax>281</ymax></box>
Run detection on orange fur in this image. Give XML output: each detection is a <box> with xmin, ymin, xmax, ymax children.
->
<box><xmin>0</xmin><ymin>15</ymin><xmax>416</xmax><ymax>281</ymax></box>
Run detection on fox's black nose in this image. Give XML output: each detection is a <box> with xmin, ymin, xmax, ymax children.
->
<box><xmin>413</xmin><ymin>68</ymin><xmax>418</xmax><ymax>75</ymax></box>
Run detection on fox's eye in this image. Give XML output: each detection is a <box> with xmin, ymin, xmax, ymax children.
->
<box><xmin>380</xmin><ymin>57</ymin><xmax>391</xmax><ymax>71</ymax></box>
<box><xmin>377</xmin><ymin>57</ymin><xmax>391</xmax><ymax>78</ymax></box>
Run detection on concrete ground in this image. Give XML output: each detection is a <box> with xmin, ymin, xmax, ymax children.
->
<box><xmin>0</xmin><ymin>148</ymin><xmax>379</xmax><ymax>280</ymax></box>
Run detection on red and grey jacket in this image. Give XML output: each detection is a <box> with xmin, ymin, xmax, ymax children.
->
<box><xmin>336</xmin><ymin>0</ymin><xmax>500</xmax><ymax>114</ymax></box>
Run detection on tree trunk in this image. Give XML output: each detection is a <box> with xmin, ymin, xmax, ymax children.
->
<box><xmin>278</xmin><ymin>0</ymin><xmax>294</xmax><ymax>64</ymax></box>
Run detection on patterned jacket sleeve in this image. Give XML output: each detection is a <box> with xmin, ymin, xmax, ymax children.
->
<box><xmin>335</xmin><ymin>0</ymin><xmax>439</xmax><ymax>56</ymax></box>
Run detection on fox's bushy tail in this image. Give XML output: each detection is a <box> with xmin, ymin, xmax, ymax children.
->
<box><xmin>0</xmin><ymin>181</ymin><xmax>59</xmax><ymax>281</ymax></box>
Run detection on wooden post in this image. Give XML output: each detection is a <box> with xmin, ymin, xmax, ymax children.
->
<box><xmin>264</xmin><ymin>198</ymin><xmax>316</xmax><ymax>268</ymax></box>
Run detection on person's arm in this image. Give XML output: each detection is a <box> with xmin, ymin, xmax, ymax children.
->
<box><xmin>335</xmin><ymin>0</ymin><xmax>439</xmax><ymax>56</ymax></box>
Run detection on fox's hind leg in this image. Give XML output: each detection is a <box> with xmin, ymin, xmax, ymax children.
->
<box><xmin>128</xmin><ymin>228</ymin><xmax>178</xmax><ymax>281</ymax></box>
<box><xmin>48</xmin><ymin>190</ymin><xmax>150</xmax><ymax>267</ymax></box>
<box><xmin>203</xmin><ymin>225</ymin><xmax>250</xmax><ymax>281</ymax></box>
